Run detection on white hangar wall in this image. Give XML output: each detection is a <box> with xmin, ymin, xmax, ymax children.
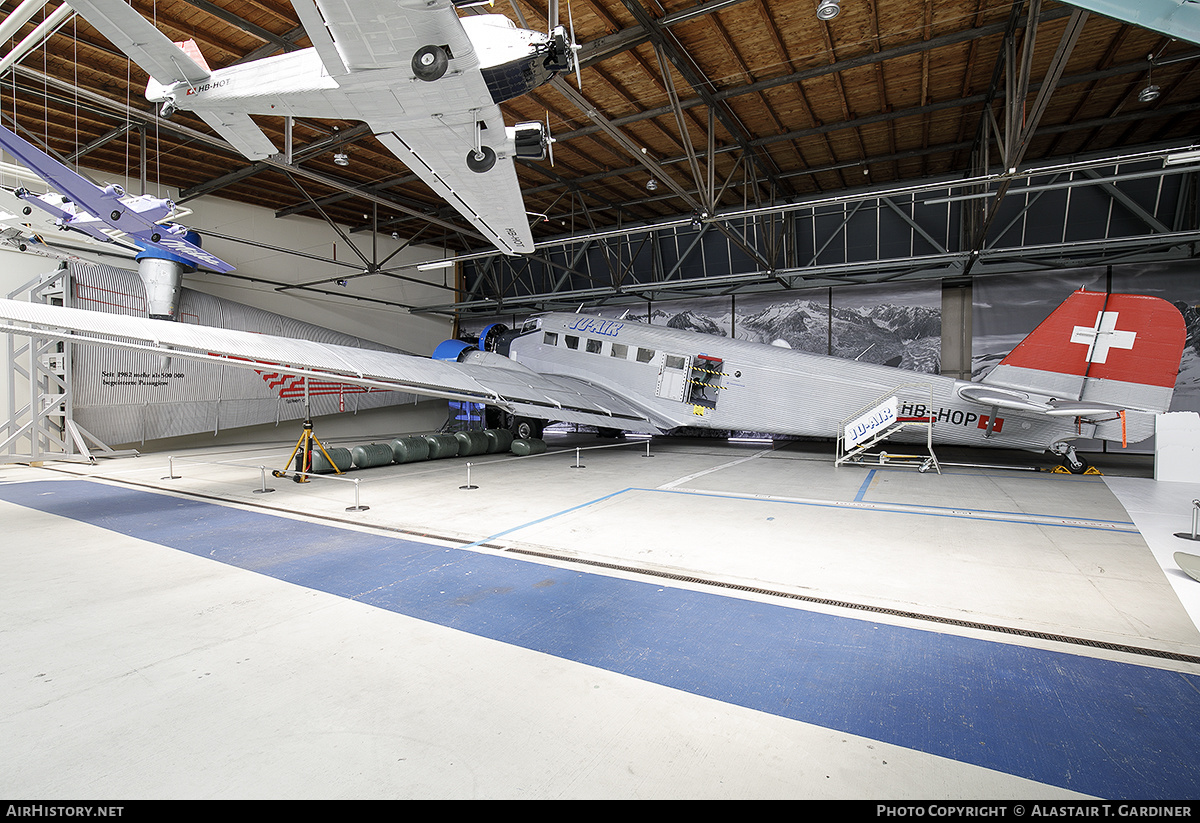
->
<box><xmin>1</xmin><ymin>183</ymin><xmax>456</xmax><ymax>451</ymax></box>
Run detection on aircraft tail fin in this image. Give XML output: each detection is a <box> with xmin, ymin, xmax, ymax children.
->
<box><xmin>980</xmin><ymin>289</ymin><xmax>1186</xmax><ymax>414</ymax></box>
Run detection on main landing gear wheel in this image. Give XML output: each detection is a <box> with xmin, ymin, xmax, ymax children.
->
<box><xmin>412</xmin><ymin>45</ymin><xmax>448</xmax><ymax>81</ymax></box>
<box><xmin>466</xmin><ymin>146</ymin><xmax>496</xmax><ymax>173</ymax></box>
<box><xmin>509</xmin><ymin>416</ymin><xmax>543</xmax><ymax>440</ymax></box>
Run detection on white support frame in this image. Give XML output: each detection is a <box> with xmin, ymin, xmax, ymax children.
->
<box><xmin>2</xmin><ymin>264</ymin><xmax>137</xmax><ymax>464</ymax></box>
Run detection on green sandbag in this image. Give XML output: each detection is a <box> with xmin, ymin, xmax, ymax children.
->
<box><xmin>310</xmin><ymin>447</ymin><xmax>353</xmax><ymax>474</ymax></box>
<box><xmin>454</xmin><ymin>430</ymin><xmax>488</xmax><ymax>456</ymax></box>
<box><xmin>484</xmin><ymin>428</ymin><xmax>513</xmax><ymax>453</ymax></box>
<box><xmin>422</xmin><ymin>433</ymin><xmax>460</xmax><ymax>459</ymax></box>
<box><xmin>390</xmin><ymin>436</ymin><xmax>430</xmax><ymax>464</ymax></box>
<box><xmin>510</xmin><ymin>437</ymin><xmax>547</xmax><ymax>456</ymax></box>
<box><xmin>351</xmin><ymin>443</ymin><xmax>393</xmax><ymax>469</ymax></box>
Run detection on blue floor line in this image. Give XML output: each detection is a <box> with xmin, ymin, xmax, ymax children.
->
<box><xmin>646</xmin><ymin>486</ymin><xmax>1134</xmax><ymax>532</ymax></box>
<box><xmin>854</xmin><ymin>469</ymin><xmax>876</xmax><ymax>502</ymax></box>
<box><xmin>4</xmin><ymin>478</ymin><xmax>1200</xmax><ymax>799</ymax></box>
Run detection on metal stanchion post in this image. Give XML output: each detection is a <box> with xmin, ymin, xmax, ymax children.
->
<box><xmin>162</xmin><ymin>456</ymin><xmax>180</xmax><ymax>480</ymax></box>
<box><xmin>346</xmin><ymin>478</ymin><xmax>369</xmax><ymax>512</ymax></box>
<box><xmin>460</xmin><ymin>462</ymin><xmax>478</xmax><ymax>490</ymax></box>
<box><xmin>571</xmin><ymin>447</ymin><xmax>585</xmax><ymax>469</ymax></box>
<box><xmin>253</xmin><ymin>466</ymin><xmax>275</xmax><ymax>494</ymax></box>
<box><xmin>1176</xmin><ymin>499</ymin><xmax>1200</xmax><ymax>542</ymax></box>
<box><xmin>642</xmin><ymin>438</ymin><xmax>653</xmax><ymax>458</ymax></box>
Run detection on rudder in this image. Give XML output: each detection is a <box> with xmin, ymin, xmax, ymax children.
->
<box><xmin>982</xmin><ymin>289</ymin><xmax>1186</xmax><ymax>414</ymax></box>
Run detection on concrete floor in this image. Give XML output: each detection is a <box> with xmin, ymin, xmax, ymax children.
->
<box><xmin>2</xmin><ymin>430</ymin><xmax>1200</xmax><ymax>799</ymax></box>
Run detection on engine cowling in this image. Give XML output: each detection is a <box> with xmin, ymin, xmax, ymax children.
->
<box><xmin>505</xmin><ymin>121</ymin><xmax>549</xmax><ymax>161</ymax></box>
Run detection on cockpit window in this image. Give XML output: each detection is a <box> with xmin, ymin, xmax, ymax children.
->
<box><xmin>523</xmin><ymin>318</ymin><xmax>542</xmax><ymax>333</ymax></box>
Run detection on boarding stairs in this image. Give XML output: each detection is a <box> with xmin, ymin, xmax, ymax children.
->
<box><xmin>834</xmin><ymin>383</ymin><xmax>940</xmax><ymax>474</ymax></box>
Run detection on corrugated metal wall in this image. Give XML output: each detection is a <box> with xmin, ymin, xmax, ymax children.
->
<box><xmin>68</xmin><ymin>263</ymin><xmax>418</xmax><ymax>444</ymax></box>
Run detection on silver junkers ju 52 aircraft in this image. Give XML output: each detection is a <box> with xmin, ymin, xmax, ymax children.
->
<box><xmin>62</xmin><ymin>0</ymin><xmax>580</xmax><ymax>255</ymax></box>
<box><xmin>0</xmin><ymin>289</ymin><xmax>1187</xmax><ymax>473</ymax></box>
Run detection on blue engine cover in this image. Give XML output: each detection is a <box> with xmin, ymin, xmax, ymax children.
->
<box><xmin>432</xmin><ymin>339</ymin><xmax>475</xmax><ymax>362</ymax></box>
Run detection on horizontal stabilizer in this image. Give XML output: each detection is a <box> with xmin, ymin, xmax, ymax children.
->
<box><xmin>196</xmin><ymin>112</ymin><xmax>277</xmax><ymax>161</ymax></box>
<box><xmin>65</xmin><ymin>0</ymin><xmax>211</xmax><ymax>87</ymax></box>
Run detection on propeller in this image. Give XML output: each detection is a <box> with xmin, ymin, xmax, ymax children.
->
<box><xmin>567</xmin><ymin>0</ymin><xmax>581</xmax><ymax>88</ymax></box>
<box><xmin>546</xmin><ymin>111</ymin><xmax>556</xmax><ymax>166</ymax></box>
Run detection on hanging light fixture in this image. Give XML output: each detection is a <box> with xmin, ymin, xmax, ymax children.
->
<box><xmin>646</xmin><ymin>177</ymin><xmax>658</xmax><ymax>191</ymax></box>
<box><xmin>333</xmin><ymin>152</ymin><xmax>350</xmax><ymax>166</ymax></box>
<box><xmin>817</xmin><ymin>0</ymin><xmax>841</xmax><ymax>20</ymax></box>
<box><xmin>1139</xmin><ymin>53</ymin><xmax>1161</xmax><ymax>103</ymax></box>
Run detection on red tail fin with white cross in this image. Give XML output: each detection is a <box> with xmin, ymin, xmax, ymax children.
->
<box><xmin>981</xmin><ymin>289</ymin><xmax>1186</xmax><ymax>413</ymax></box>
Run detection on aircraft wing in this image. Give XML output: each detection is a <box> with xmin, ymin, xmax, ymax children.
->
<box><xmin>0</xmin><ymin>299</ymin><xmax>660</xmax><ymax>433</ymax></box>
<box><xmin>293</xmin><ymin>0</ymin><xmax>537</xmax><ymax>254</ymax></box>
<box><xmin>294</xmin><ymin>0</ymin><xmax>474</xmax><ymax>74</ymax></box>
<box><xmin>0</xmin><ymin>123</ymin><xmax>234</xmax><ymax>273</ymax></box>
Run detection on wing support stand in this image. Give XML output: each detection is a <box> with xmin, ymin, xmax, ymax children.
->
<box><xmin>274</xmin><ymin>418</ymin><xmax>344</xmax><ymax>485</ymax></box>
<box><xmin>2</xmin><ymin>264</ymin><xmax>138</xmax><ymax>465</ymax></box>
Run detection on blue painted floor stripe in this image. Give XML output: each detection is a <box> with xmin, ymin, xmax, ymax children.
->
<box><xmin>854</xmin><ymin>468</ymin><xmax>876</xmax><ymax>502</ymax></box>
<box><xmin>4</xmin><ymin>479</ymin><xmax>1200</xmax><ymax>799</ymax></box>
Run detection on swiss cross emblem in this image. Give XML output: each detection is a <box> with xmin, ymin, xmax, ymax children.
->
<box><xmin>1070</xmin><ymin>311</ymin><xmax>1136</xmax><ymax>364</ymax></box>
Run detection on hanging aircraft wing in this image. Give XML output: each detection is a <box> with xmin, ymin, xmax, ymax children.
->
<box><xmin>0</xmin><ymin>298</ymin><xmax>662</xmax><ymax>433</ymax></box>
<box><xmin>0</xmin><ymin>124</ymin><xmax>234</xmax><ymax>273</ymax></box>
<box><xmin>293</xmin><ymin>0</ymin><xmax>537</xmax><ymax>254</ymax></box>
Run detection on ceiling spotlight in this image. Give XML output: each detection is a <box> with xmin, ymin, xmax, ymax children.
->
<box><xmin>646</xmin><ymin>178</ymin><xmax>658</xmax><ymax>191</ymax></box>
<box><xmin>817</xmin><ymin>0</ymin><xmax>841</xmax><ymax>21</ymax></box>
<box><xmin>333</xmin><ymin>152</ymin><xmax>350</xmax><ymax>166</ymax></box>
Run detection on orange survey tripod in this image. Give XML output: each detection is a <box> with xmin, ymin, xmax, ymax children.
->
<box><xmin>273</xmin><ymin>419</ymin><xmax>343</xmax><ymax>483</ymax></box>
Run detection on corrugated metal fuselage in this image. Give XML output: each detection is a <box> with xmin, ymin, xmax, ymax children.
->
<box><xmin>507</xmin><ymin>313</ymin><xmax>1136</xmax><ymax>452</ymax></box>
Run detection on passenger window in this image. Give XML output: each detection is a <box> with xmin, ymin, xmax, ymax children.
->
<box><xmin>665</xmin><ymin>355</ymin><xmax>685</xmax><ymax>370</ymax></box>
<box><xmin>586</xmin><ymin>338</ymin><xmax>602</xmax><ymax>354</ymax></box>
<box><xmin>566</xmin><ymin>335</ymin><xmax>580</xmax><ymax>350</ymax></box>
<box><xmin>543</xmin><ymin>331</ymin><xmax>558</xmax><ymax>346</ymax></box>
<box><xmin>611</xmin><ymin>343</ymin><xmax>628</xmax><ymax>359</ymax></box>
<box><xmin>636</xmin><ymin>347</ymin><xmax>655</xmax><ymax>363</ymax></box>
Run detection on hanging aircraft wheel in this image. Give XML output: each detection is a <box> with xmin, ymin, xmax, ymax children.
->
<box><xmin>110</xmin><ymin>210</ymin><xmax>122</xmax><ymax>221</ymax></box>
<box><xmin>21</xmin><ymin>206</ymin><xmax>31</xmax><ymax>216</ymax></box>
<box><xmin>412</xmin><ymin>45</ymin><xmax>448</xmax><ymax>81</ymax></box>
<box><xmin>466</xmin><ymin>146</ymin><xmax>497</xmax><ymax>173</ymax></box>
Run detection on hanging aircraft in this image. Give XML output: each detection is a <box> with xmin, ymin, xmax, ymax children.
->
<box><xmin>0</xmin><ymin>123</ymin><xmax>233</xmax><ymax>275</ymax></box>
<box><xmin>0</xmin><ymin>289</ymin><xmax>1187</xmax><ymax>472</ymax></box>
<box><xmin>60</xmin><ymin>0</ymin><xmax>578</xmax><ymax>256</ymax></box>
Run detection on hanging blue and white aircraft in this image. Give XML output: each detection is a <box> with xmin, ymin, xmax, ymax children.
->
<box><xmin>0</xmin><ymin>289</ymin><xmax>1188</xmax><ymax>473</ymax></box>
<box><xmin>61</xmin><ymin>0</ymin><xmax>578</xmax><ymax>256</ymax></box>
<box><xmin>0</xmin><ymin>123</ymin><xmax>233</xmax><ymax>275</ymax></box>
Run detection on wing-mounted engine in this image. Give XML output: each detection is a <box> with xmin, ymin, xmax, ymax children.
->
<box><xmin>505</xmin><ymin>122</ymin><xmax>550</xmax><ymax>161</ymax></box>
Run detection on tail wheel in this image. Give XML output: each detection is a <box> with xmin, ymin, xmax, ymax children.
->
<box><xmin>1062</xmin><ymin>454</ymin><xmax>1089</xmax><ymax>474</ymax></box>
<box><xmin>412</xmin><ymin>45</ymin><xmax>448</xmax><ymax>81</ymax></box>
